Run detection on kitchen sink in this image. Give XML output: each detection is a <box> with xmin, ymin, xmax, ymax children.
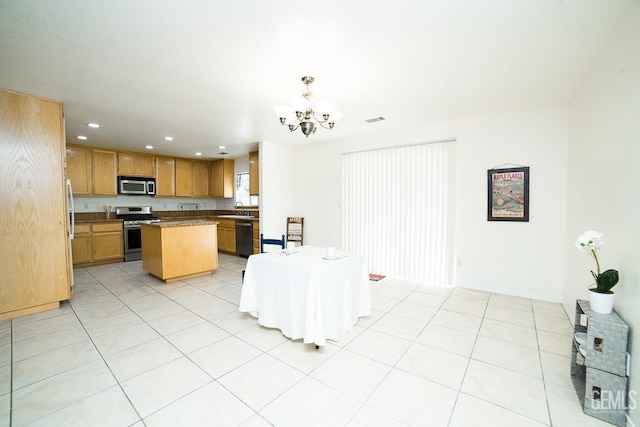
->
<box><xmin>217</xmin><ymin>215</ymin><xmax>256</xmax><ymax>219</ymax></box>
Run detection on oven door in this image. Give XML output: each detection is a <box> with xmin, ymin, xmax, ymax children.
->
<box><xmin>123</xmin><ymin>224</ymin><xmax>143</xmax><ymax>261</ymax></box>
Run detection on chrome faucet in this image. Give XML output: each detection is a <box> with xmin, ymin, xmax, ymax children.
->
<box><xmin>234</xmin><ymin>201</ymin><xmax>246</xmax><ymax>215</ymax></box>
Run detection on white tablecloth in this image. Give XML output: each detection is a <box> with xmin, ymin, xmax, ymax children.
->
<box><xmin>239</xmin><ymin>246</ymin><xmax>372</xmax><ymax>346</ymax></box>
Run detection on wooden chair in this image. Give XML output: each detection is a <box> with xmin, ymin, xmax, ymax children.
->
<box><xmin>260</xmin><ymin>234</ymin><xmax>285</xmax><ymax>253</ymax></box>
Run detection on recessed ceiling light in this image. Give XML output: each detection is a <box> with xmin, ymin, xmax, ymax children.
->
<box><xmin>87</xmin><ymin>123</ymin><xmax>100</xmax><ymax>128</ymax></box>
<box><xmin>195</xmin><ymin>152</ymin><xmax>202</xmax><ymax>156</ymax></box>
<box><xmin>145</xmin><ymin>145</ymin><xmax>154</xmax><ymax>150</ymax></box>
<box><xmin>218</xmin><ymin>145</ymin><xmax>226</xmax><ymax>150</ymax></box>
<box><xmin>77</xmin><ymin>135</ymin><xmax>88</xmax><ymax>140</ymax></box>
<box><xmin>164</xmin><ymin>136</ymin><xmax>174</xmax><ymax>141</ymax></box>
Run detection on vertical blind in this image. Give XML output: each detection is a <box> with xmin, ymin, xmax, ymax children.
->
<box><xmin>341</xmin><ymin>140</ymin><xmax>454</xmax><ymax>284</ymax></box>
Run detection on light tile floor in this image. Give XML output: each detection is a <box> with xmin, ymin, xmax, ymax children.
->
<box><xmin>0</xmin><ymin>254</ymin><xmax>613</xmax><ymax>426</ymax></box>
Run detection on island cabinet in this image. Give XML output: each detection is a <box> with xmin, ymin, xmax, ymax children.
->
<box><xmin>216</xmin><ymin>218</ymin><xmax>236</xmax><ymax>254</ymax></box>
<box><xmin>155</xmin><ymin>156</ymin><xmax>176</xmax><ymax>197</ymax></box>
<box><xmin>1</xmin><ymin>88</ymin><xmax>72</xmax><ymax>320</ymax></box>
<box><xmin>249</xmin><ymin>151</ymin><xmax>259</xmax><ymax>196</ymax></box>
<box><xmin>92</xmin><ymin>149</ymin><xmax>117</xmax><ymax>196</ymax></box>
<box><xmin>141</xmin><ymin>220</ymin><xmax>218</xmax><ymax>282</ymax></box>
<box><xmin>72</xmin><ymin>221</ymin><xmax>124</xmax><ymax>267</ymax></box>
<box><xmin>210</xmin><ymin>159</ymin><xmax>234</xmax><ymax>198</ymax></box>
<box><xmin>118</xmin><ymin>152</ymin><xmax>155</xmax><ymax>177</ymax></box>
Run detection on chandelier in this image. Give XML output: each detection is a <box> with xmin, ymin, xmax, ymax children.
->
<box><xmin>273</xmin><ymin>76</ymin><xmax>341</xmax><ymax>137</ymax></box>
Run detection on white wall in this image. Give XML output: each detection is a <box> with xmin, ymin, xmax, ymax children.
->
<box><xmin>286</xmin><ymin>105</ymin><xmax>569</xmax><ymax>301</ymax></box>
<box><xmin>259</xmin><ymin>140</ymin><xmax>295</xmax><ymax>242</ymax></box>
<box><xmin>564</xmin><ymin>3</ymin><xmax>640</xmax><ymax>423</ymax></box>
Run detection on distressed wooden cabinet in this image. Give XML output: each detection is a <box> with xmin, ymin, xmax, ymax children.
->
<box><xmin>0</xmin><ymin>88</ymin><xmax>72</xmax><ymax>320</ymax></box>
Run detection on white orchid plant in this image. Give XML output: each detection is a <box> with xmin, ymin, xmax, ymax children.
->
<box><xmin>575</xmin><ymin>230</ymin><xmax>619</xmax><ymax>294</ymax></box>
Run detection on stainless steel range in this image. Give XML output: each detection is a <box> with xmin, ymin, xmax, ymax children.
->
<box><xmin>115</xmin><ymin>206</ymin><xmax>161</xmax><ymax>261</ymax></box>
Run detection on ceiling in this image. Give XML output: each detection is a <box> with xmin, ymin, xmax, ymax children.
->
<box><xmin>0</xmin><ymin>0</ymin><xmax>629</xmax><ymax>160</ymax></box>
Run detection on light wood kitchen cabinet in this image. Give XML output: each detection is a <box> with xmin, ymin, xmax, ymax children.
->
<box><xmin>175</xmin><ymin>158</ymin><xmax>193</xmax><ymax>197</ymax></box>
<box><xmin>141</xmin><ymin>221</ymin><xmax>218</xmax><ymax>282</ymax></box>
<box><xmin>92</xmin><ymin>149</ymin><xmax>117</xmax><ymax>195</ymax></box>
<box><xmin>72</xmin><ymin>221</ymin><xmax>123</xmax><ymax>267</ymax></box>
<box><xmin>1</xmin><ymin>88</ymin><xmax>72</xmax><ymax>320</ymax></box>
<box><xmin>249</xmin><ymin>150</ymin><xmax>259</xmax><ymax>196</ymax></box>
<box><xmin>71</xmin><ymin>224</ymin><xmax>92</xmax><ymax>265</ymax></box>
<box><xmin>118</xmin><ymin>152</ymin><xmax>155</xmax><ymax>177</ymax></box>
<box><xmin>92</xmin><ymin>222</ymin><xmax>124</xmax><ymax>263</ymax></box>
<box><xmin>65</xmin><ymin>145</ymin><xmax>91</xmax><ymax>195</ymax></box>
<box><xmin>252</xmin><ymin>220</ymin><xmax>260</xmax><ymax>254</ymax></box>
<box><xmin>193</xmin><ymin>160</ymin><xmax>209</xmax><ymax>198</ymax></box>
<box><xmin>210</xmin><ymin>158</ymin><xmax>234</xmax><ymax>198</ymax></box>
<box><xmin>155</xmin><ymin>156</ymin><xmax>176</xmax><ymax>197</ymax></box>
<box><xmin>216</xmin><ymin>218</ymin><xmax>236</xmax><ymax>254</ymax></box>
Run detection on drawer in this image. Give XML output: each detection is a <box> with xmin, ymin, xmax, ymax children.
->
<box><xmin>216</xmin><ymin>218</ymin><xmax>235</xmax><ymax>229</ymax></box>
<box><xmin>92</xmin><ymin>222</ymin><xmax>123</xmax><ymax>233</ymax></box>
<box><xmin>74</xmin><ymin>223</ymin><xmax>91</xmax><ymax>234</ymax></box>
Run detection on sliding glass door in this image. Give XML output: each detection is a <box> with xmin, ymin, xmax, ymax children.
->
<box><xmin>341</xmin><ymin>140</ymin><xmax>455</xmax><ymax>284</ymax></box>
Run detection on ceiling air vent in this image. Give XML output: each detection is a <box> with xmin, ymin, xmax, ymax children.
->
<box><xmin>218</xmin><ymin>152</ymin><xmax>228</xmax><ymax>155</ymax></box>
<box><xmin>365</xmin><ymin>116</ymin><xmax>386</xmax><ymax>123</ymax></box>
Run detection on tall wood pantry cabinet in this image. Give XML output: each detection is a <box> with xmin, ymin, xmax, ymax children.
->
<box><xmin>0</xmin><ymin>88</ymin><xmax>73</xmax><ymax>320</ymax></box>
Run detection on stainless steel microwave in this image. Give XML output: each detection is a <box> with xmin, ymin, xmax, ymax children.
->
<box><xmin>118</xmin><ymin>176</ymin><xmax>156</xmax><ymax>196</ymax></box>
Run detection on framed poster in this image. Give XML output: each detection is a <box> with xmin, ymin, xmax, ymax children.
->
<box><xmin>286</xmin><ymin>217</ymin><xmax>304</xmax><ymax>246</ymax></box>
<box><xmin>487</xmin><ymin>166</ymin><xmax>529</xmax><ymax>222</ymax></box>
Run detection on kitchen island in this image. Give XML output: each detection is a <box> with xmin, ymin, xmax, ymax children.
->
<box><xmin>141</xmin><ymin>220</ymin><xmax>218</xmax><ymax>282</ymax></box>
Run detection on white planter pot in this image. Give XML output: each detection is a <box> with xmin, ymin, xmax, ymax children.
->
<box><xmin>589</xmin><ymin>290</ymin><xmax>615</xmax><ymax>314</ymax></box>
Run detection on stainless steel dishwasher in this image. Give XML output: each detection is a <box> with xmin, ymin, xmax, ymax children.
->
<box><xmin>235</xmin><ymin>220</ymin><xmax>253</xmax><ymax>257</ymax></box>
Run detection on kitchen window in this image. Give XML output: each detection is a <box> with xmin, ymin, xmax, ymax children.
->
<box><xmin>236</xmin><ymin>172</ymin><xmax>258</xmax><ymax>206</ymax></box>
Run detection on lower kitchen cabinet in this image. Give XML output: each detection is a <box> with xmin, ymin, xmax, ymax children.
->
<box><xmin>253</xmin><ymin>220</ymin><xmax>260</xmax><ymax>254</ymax></box>
<box><xmin>72</xmin><ymin>221</ymin><xmax>123</xmax><ymax>267</ymax></box>
<box><xmin>216</xmin><ymin>218</ymin><xmax>236</xmax><ymax>254</ymax></box>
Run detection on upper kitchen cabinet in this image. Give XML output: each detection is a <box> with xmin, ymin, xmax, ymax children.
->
<box><xmin>92</xmin><ymin>149</ymin><xmax>117</xmax><ymax>196</ymax></box>
<box><xmin>118</xmin><ymin>152</ymin><xmax>155</xmax><ymax>177</ymax></box>
<box><xmin>175</xmin><ymin>158</ymin><xmax>193</xmax><ymax>197</ymax></box>
<box><xmin>155</xmin><ymin>156</ymin><xmax>176</xmax><ymax>197</ymax></box>
<box><xmin>175</xmin><ymin>158</ymin><xmax>210</xmax><ymax>198</ymax></box>
<box><xmin>249</xmin><ymin>151</ymin><xmax>259</xmax><ymax>196</ymax></box>
<box><xmin>210</xmin><ymin>158</ymin><xmax>234</xmax><ymax>198</ymax></box>
<box><xmin>193</xmin><ymin>160</ymin><xmax>209</xmax><ymax>198</ymax></box>
<box><xmin>1</xmin><ymin>88</ymin><xmax>72</xmax><ymax>320</ymax></box>
<box><xmin>65</xmin><ymin>145</ymin><xmax>117</xmax><ymax>196</ymax></box>
<box><xmin>65</xmin><ymin>145</ymin><xmax>91</xmax><ymax>195</ymax></box>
